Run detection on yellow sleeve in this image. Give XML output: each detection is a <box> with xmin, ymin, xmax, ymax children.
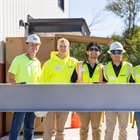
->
<box><xmin>39</xmin><ymin>62</ymin><xmax>49</xmax><ymax>83</ymax></box>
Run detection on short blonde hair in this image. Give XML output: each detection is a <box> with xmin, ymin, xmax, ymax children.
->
<box><xmin>57</xmin><ymin>38</ymin><xmax>70</xmax><ymax>48</ymax></box>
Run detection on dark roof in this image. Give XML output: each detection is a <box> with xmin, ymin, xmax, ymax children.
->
<box><xmin>27</xmin><ymin>18</ymin><xmax>90</xmax><ymax>36</ymax></box>
<box><xmin>55</xmin><ymin>34</ymin><xmax>113</xmax><ymax>46</ymax></box>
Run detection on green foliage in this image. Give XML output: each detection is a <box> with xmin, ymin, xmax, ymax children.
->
<box><xmin>121</xmin><ymin>26</ymin><xmax>140</xmax><ymax>66</ymax></box>
<box><xmin>98</xmin><ymin>45</ymin><xmax>111</xmax><ymax>65</ymax></box>
<box><xmin>106</xmin><ymin>0</ymin><xmax>140</xmax><ymax>30</ymax></box>
<box><xmin>105</xmin><ymin>0</ymin><xmax>140</xmax><ymax>66</ymax></box>
<box><xmin>70</xmin><ymin>43</ymin><xmax>87</xmax><ymax>61</ymax></box>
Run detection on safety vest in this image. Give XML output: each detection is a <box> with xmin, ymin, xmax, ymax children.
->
<box><xmin>103</xmin><ymin>61</ymin><xmax>132</xmax><ymax>83</ymax></box>
<box><xmin>77</xmin><ymin>61</ymin><xmax>103</xmax><ymax>83</ymax></box>
<box><xmin>132</xmin><ymin>65</ymin><xmax>140</xmax><ymax>83</ymax></box>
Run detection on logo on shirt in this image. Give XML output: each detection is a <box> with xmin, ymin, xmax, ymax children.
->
<box><xmin>120</xmin><ymin>74</ymin><xmax>126</xmax><ymax>76</ymax></box>
<box><xmin>68</xmin><ymin>65</ymin><xmax>73</xmax><ymax>68</ymax></box>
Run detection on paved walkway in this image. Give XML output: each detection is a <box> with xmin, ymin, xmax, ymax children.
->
<box><xmin>1</xmin><ymin>112</ymin><xmax>138</xmax><ymax>140</ymax></box>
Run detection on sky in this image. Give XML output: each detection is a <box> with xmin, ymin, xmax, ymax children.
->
<box><xmin>70</xmin><ymin>0</ymin><xmax>124</xmax><ymax>37</ymax></box>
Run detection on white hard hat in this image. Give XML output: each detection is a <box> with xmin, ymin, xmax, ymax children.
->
<box><xmin>107</xmin><ymin>41</ymin><xmax>126</xmax><ymax>53</ymax></box>
<box><xmin>34</xmin><ymin>111</ymin><xmax>48</xmax><ymax>117</ymax></box>
<box><xmin>26</xmin><ymin>34</ymin><xmax>41</xmax><ymax>44</ymax></box>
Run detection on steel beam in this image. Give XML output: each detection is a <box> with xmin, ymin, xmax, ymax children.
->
<box><xmin>0</xmin><ymin>83</ymin><xmax>140</xmax><ymax>111</ymax></box>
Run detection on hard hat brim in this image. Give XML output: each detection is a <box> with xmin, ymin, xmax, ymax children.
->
<box><xmin>107</xmin><ymin>49</ymin><xmax>126</xmax><ymax>54</ymax></box>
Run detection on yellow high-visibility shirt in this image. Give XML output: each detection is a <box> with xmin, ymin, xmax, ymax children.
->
<box><xmin>76</xmin><ymin>61</ymin><xmax>103</xmax><ymax>83</ymax></box>
<box><xmin>8</xmin><ymin>54</ymin><xmax>41</xmax><ymax>83</ymax></box>
<box><xmin>39</xmin><ymin>51</ymin><xmax>78</xmax><ymax>83</ymax></box>
<box><xmin>132</xmin><ymin>65</ymin><xmax>140</xmax><ymax>83</ymax></box>
<box><xmin>103</xmin><ymin>61</ymin><xmax>132</xmax><ymax>83</ymax></box>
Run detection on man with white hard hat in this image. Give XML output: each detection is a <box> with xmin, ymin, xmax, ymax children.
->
<box><xmin>103</xmin><ymin>41</ymin><xmax>133</xmax><ymax>140</ymax></box>
<box><xmin>7</xmin><ymin>34</ymin><xmax>41</xmax><ymax>140</ymax></box>
<box><xmin>107</xmin><ymin>41</ymin><xmax>126</xmax><ymax>53</ymax></box>
<box><xmin>26</xmin><ymin>34</ymin><xmax>41</xmax><ymax>44</ymax></box>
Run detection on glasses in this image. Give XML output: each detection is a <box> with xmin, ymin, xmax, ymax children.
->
<box><xmin>89</xmin><ymin>47</ymin><xmax>99</xmax><ymax>52</ymax></box>
<box><xmin>111</xmin><ymin>50</ymin><xmax>122</xmax><ymax>55</ymax></box>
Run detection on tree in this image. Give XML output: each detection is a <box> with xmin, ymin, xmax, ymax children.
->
<box><xmin>88</xmin><ymin>6</ymin><xmax>112</xmax><ymax>35</ymax></box>
<box><xmin>105</xmin><ymin>0</ymin><xmax>140</xmax><ymax>65</ymax></box>
<box><xmin>121</xmin><ymin>25</ymin><xmax>140</xmax><ymax>66</ymax></box>
<box><xmin>106</xmin><ymin>0</ymin><xmax>140</xmax><ymax>36</ymax></box>
<box><xmin>98</xmin><ymin>45</ymin><xmax>111</xmax><ymax>65</ymax></box>
<box><xmin>70</xmin><ymin>0</ymin><xmax>140</xmax><ymax>66</ymax></box>
<box><xmin>70</xmin><ymin>43</ymin><xmax>87</xmax><ymax>61</ymax></box>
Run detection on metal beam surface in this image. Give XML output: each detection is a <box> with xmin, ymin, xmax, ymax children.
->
<box><xmin>0</xmin><ymin>83</ymin><xmax>140</xmax><ymax>111</ymax></box>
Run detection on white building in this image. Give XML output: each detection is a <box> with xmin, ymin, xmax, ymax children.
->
<box><xmin>0</xmin><ymin>0</ymin><xmax>69</xmax><ymax>65</ymax></box>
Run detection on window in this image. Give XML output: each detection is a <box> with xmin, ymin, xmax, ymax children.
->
<box><xmin>58</xmin><ymin>0</ymin><xmax>64</xmax><ymax>11</ymax></box>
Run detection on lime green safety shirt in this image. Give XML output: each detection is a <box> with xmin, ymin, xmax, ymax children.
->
<box><xmin>103</xmin><ymin>61</ymin><xmax>132</xmax><ymax>83</ymax></box>
<box><xmin>8</xmin><ymin>54</ymin><xmax>41</xmax><ymax>83</ymax></box>
<box><xmin>39</xmin><ymin>51</ymin><xmax>77</xmax><ymax>83</ymax></box>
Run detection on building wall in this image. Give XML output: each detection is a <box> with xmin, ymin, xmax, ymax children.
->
<box><xmin>0</xmin><ymin>0</ymin><xmax>69</xmax><ymax>64</ymax></box>
<box><xmin>0</xmin><ymin>0</ymin><xmax>69</xmax><ymax>137</ymax></box>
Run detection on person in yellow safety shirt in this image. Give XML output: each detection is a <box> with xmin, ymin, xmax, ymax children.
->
<box><xmin>7</xmin><ymin>34</ymin><xmax>41</xmax><ymax>140</ymax></box>
<box><xmin>39</xmin><ymin>38</ymin><xmax>78</xmax><ymax>140</ymax></box>
<box><xmin>132</xmin><ymin>65</ymin><xmax>140</xmax><ymax>140</ymax></box>
<box><xmin>103</xmin><ymin>41</ymin><xmax>134</xmax><ymax>140</ymax></box>
<box><xmin>71</xmin><ymin>41</ymin><xmax>103</xmax><ymax>140</ymax></box>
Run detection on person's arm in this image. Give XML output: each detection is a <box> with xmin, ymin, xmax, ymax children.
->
<box><xmin>129</xmin><ymin>65</ymin><xmax>135</xmax><ymax>83</ymax></box>
<box><xmin>71</xmin><ymin>68</ymin><xmax>77</xmax><ymax>83</ymax></box>
<box><xmin>7</xmin><ymin>72</ymin><xmax>16</xmax><ymax>83</ymax></box>
<box><xmin>102</xmin><ymin>69</ymin><xmax>108</xmax><ymax>82</ymax></box>
<box><xmin>7</xmin><ymin>56</ymin><xmax>19</xmax><ymax>83</ymax></box>
<box><xmin>102</xmin><ymin>74</ymin><xmax>108</xmax><ymax>82</ymax></box>
<box><xmin>129</xmin><ymin>75</ymin><xmax>135</xmax><ymax>83</ymax></box>
<box><xmin>36</xmin><ymin>62</ymin><xmax>42</xmax><ymax>82</ymax></box>
<box><xmin>39</xmin><ymin>62</ymin><xmax>49</xmax><ymax>83</ymax></box>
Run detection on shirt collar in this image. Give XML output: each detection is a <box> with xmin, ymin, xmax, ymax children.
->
<box><xmin>84</xmin><ymin>60</ymin><xmax>99</xmax><ymax>65</ymax></box>
<box><xmin>112</xmin><ymin>61</ymin><xmax>122</xmax><ymax>67</ymax></box>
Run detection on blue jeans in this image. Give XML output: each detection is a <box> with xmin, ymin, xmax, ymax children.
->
<box><xmin>9</xmin><ymin>112</ymin><xmax>36</xmax><ymax>140</ymax></box>
<box><xmin>135</xmin><ymin>112</ymin><xmax>140</xmax><ymax>140</ymax></box>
